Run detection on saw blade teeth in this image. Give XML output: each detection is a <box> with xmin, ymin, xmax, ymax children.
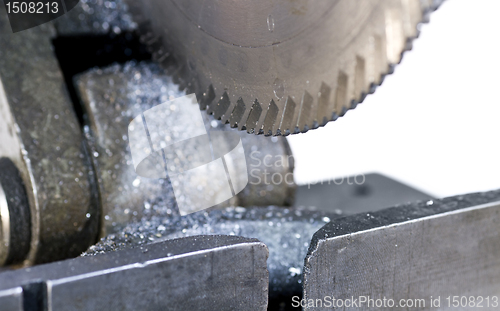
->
<box><xmin>229</xmin><ymin>98</ymin><xmax>246</xmax><ymax>128</ymax></box>
<box><xmin>421</xmin><ymin>4</ymin><xmax>434</xmax><ymax>24</ymax></box>
<box><xmin>401</xmin><ymin>0</ymin><xmax>420</xmax><ymax>38</ymax></box>
<box><xmin>296</xmin><ymin>91</ymin><xmax>313</xmax><ymax>133</ymax></box>
<box><xmin>354</xmin><ymin>55</ymin><xmax>367</xmax><ymax>102</ymax></box>
<box><xmin>254</xmin><ymin>102</ymin><xmax>270</xmax><ymax>136</ymax></box>
<box><xmin>379</xmin><ymin>71</ymin><xmax>388</xmax><ymax>85</ymax></box>
<box><xmin>404</xmin><ymin>37</ymin><xmax>414</xmax><ymax>51</ymax></box>
<box><xmin>245</xmin><ymin>100</ymin><xmax>263</xmax><ymax>134</ymax></box>
<box><xmin>214</xmin><ymin>92</ymin><xmax>231</xmax><ymax>120</ymax></box>
<box><xmin>350</xmin><ymin>99</ymin><xmax>358</xmax><ymax>110</ymax></box>
<box><xmin>131</xmin><ymin>0</ymin><xmax>443</xmax><ymax>136</ymax></box>
<box><xmin>207</xmin><ymin>94</ymin><xmax>224</xmax><ymax>115</ymax></box>
<box><xmin>199</xmin><ymin>84</ymin><xmax>216</xmax><ymax>110</ymax></box>
<box><xmin>339</xmin><ymin>106</ymin><xmax>348</xmax><ymax>117</ymax></box>
<box><xmin>368</xmin><ymin>82</ymin><xmax>377</xmax><ymax>95</ymax></box>
<box><xmin>219</xmin><ymin>102</ymin><xmax>235</xmax><ymax>124</ymax></box>
<box><xmin>358</xmin><ymin>92</ymin><xmax>368</xmax><ymax>104</ymax></box>
<box><xmin>237</xmin><ymin>97</ymin><xmax>254</xmax><ymax>131</ymax></box>
<box><xmin>262</xmin><ymin>100</ymin><xmax>279</xmax><ymax>136</ymax></box>
<box><xmin>292</xmin><ymin>126</ymin><xmax>300</xmax><ymax>135</ymax></box>
<box><xmin>432</xmin><ymin>0</ymin><xmax>445</xmax><ymax>11</ymax></box>
<box><xmin>238</xmin><ymin>106</ymin><xmax>252</xmax><ymax>131</ymax></box>
<box><xmin>331</xmin><ymin>112</ymin><xmax>339</xmax><ymax>122</ymax></box>
<box><xmin>334</xmin><ymin>71</ymin><xmax>349</xmax><ymax>116</ymax></box>
<box><xmin>373</xmin><ymin>35</ymin><xmax>386</xmax><ymax>86</ymax></box>
<box><xmin>385</xmin><ymin>8</ymin><xmax>406</xmax><ymax>65</ymax></box>
<box><xmin>389</xmin><ymin>63</ymin><xmax>397</xmax><ymax>74</ymax></box>
<box><xmin>206</xmin><ymin>93</ymin><xmax>217</xmax><ymax>114</ymax></box>
<box><xmin>277</xmin><ymin>96</ymin><xmax>296</xmax><ymax>136</ymax></box>
<box><xmin>316</xmin><ymin>82</ymin><xmax>332</xmax><ymax>127</ymax></box>
<box><xmin>218</xmin><ymin>93</ymin><xmax>237</xmax><ymax>124</ymax></box>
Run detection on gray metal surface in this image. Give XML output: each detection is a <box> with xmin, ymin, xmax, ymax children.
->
<box><xmin>0</xmin><ymin>235</ymin><xmax>269</xmax><ymax>311</ymax></box>
<box><xmin>74</xmin><ymin>61</ymin><xmax>295</xmax><ymax>235</ymax></box>
<box><xmin>303</xmin><ymin>190</ymin><xmax>500</xmax><ymax>310</ymax></box>
<box><xmin>0</xmin><ymin>287</ymin><xmax>23</xmax><ymax>311</ymax></box>
<box><xmin>295</xmin><ymin>173</ymin><xmax>432</xmax><ymax>214</ymax></box>
<box><xmin>0</xmin><ymin>14</ymin><xmax>99</xmax><ymax>265</ymax></box>
<box><xmin>126</xmin><ymin>0</ymin><xmax>443</xmax><ymax>135</ymax></box>
<box><xmin>83</xmin><ymin>206</ymin><xmax>339</xmax><ymax>301</ymax></box>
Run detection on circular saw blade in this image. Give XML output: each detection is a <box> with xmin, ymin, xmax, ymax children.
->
<box><xmin>127</xmin><ymin>0</ymin><xmax>443</xmax><ymax>136</ymax></box>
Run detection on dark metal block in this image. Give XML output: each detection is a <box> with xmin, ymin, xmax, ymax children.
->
<box><xmin>295</xmin><ymin>173</ymin><xmax>432</xmax><ymax>214</ymax></box>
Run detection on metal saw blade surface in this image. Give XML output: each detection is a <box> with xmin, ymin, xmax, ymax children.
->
<box><xmin>126</xmin><ymin>0</ymin><xmax>443</xmax><ymax>136</ymax></box>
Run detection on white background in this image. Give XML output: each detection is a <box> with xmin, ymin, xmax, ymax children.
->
<box><xmin>287</xmin><ymin>0</ymin><xmax>500</xmax><ymax>198</ymax></box>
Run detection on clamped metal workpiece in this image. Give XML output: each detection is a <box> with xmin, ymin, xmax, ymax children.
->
<box><xmin>303</xmin><ymin>190</ymin><xmax>500</xmax><ymax>310</ymax></box>
<box><xmin>0</xmin><ymin>235</ymin><xmax>269</xmax><ymax>311</ymax></box>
